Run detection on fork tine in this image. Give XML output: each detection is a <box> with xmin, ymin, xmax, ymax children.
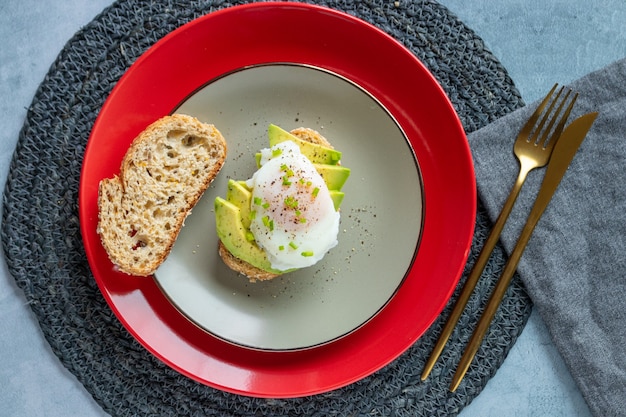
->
<box><xmin>542</xmin><ymin>91</ymin><xmax>579</xmax><ymax>150</ymax></box>
<box><xmin>521</xmin><ymin>83</ymin><xmax>558</xmax><ymax>133</ymax></box>
<box><xmin>530</xmin><ymin>86</ymin><xmax>565</xmax><ymax>144</ymax></box>
<box><xmin>538</xmin><ymin>88</ymin><xmax>572</xmax><ymax>147</ymax></box>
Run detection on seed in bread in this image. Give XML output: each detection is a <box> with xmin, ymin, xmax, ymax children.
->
<box><xmin>97</xmin><ymin>114</ymin><xmax>227</xmax><ymax>276</ymax></box>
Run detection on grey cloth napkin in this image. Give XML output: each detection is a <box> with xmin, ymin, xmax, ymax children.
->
<box><xmin>468</xmin><ymin>57</ymin><xmax>626</xmax><ymax>417</ymax></box>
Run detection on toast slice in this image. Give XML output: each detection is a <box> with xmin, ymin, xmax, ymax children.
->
<box><xmin>97</xmin><ymin>114</ymin><xmax>227</xmax><ymax>276</ymax></box>
<box><xmin>218</xmin><ymin>128</ymin><xmax>333</xmax><ymax>282</ymax></box>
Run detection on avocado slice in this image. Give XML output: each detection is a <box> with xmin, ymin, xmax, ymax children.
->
<box><xmin>225</xmin><ymin>179</ymin><xmax>252</xmax><ymax>229</ymax></box>
<box><xmin>314</xmin><ymin>164</ymin><xmax>350</xmax><ymax>191</ymax></box>
<box><xmin>214</xmin><ymin>197</ymin><xmax>282</xmax><ymax>275</ymax></box>
<box><xmin>254</xmin><ymin>153</ymin><xmax>349</xmax><ymax>192</ymax></box>
<box><xmin>268</xmin><ymin>124</ymin><xmax>341</xmax><ymax>165</ymax></box>
<box><xmin>329</xmin><ymin>190</ymin><xmax>344</xmax><ymax>211</ymax></box>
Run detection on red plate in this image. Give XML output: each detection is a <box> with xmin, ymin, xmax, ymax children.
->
<box><xmin>79</xmin><ymin>2</ymin><xmax>475</xmax><ymax>397</ymax></box>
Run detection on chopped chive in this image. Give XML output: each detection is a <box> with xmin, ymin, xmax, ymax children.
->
<box><xmin>289</xmin><ymin>241</ymin><xmax>298</xmax><ymax>250</ymax></box>
<box><xmin>253</xmin><ymin>196</ymin><xmax>262</xmax><ymax>205</ymax></box>
<box><xmin>245</xmin><ymin>231</ymin><xmax>255</xmax><ymax>241</ymax></box>
<box><xmin>299</xmin><ymin>217</ymin><xmax>307</xmax><ymax>223</ymax></box>
<box><xmin>306</xmin><ymin>181</ymin><xmax>312</xmax><ymax>187</ymax></box>
<box><xmin>301</xmin><ymin>251</ymin><xmax>314</xmax><ymax>257</ymax></box>
<box><xmin>279</xmin><ymin>245</ymin><xmax>285</xmax><ymax>251</ymax></box>
<box><xmin>280</xmin><ymin>164</ymin><xmax>294</xmax><ymax>177</ymax></box>
<box><xmin>259</xmin><ymin>216</ymin><xmax>275</xmax><ymax>231</ymax></box>
<box><xmin>262</xmin><ymin>202</ymin><xmax>270</xmax><ymax>209</ymax></box>
<box><xmin>272</xmin><ymin>148</ymin><xmax>282</xmax><ymax>157</ymax></box>
<box><xmin>312</xmin><ymin>187</ymin><xmax>320</xmax><ymax>197</ymax></box>
<box><xmin>295</xmin><ymin>209</ymin><xmax>301</xmax><ymax>216</ymax></box>
<box><xmin>284</xmin><ymin>196</ymin><xmax>299</xmax><ymax>209</ymax></box>
<box><xmin>249</xmin><ymin>210</ymin><xmax>257</xmax><ymax>220</ymax></box>
<box><xmin>282</xmin><ymin>176</ymin><xmax>292</xmax><ymax>186</ymax></box>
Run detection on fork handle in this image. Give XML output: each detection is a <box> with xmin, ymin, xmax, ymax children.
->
<box><xmin>420</xmin><ymin>163</ymin><xmax>532</xmax><ymax>380</ymax></box>
<box><xmin>449</xmin><ymin>195</ymin><xmax>543</xmax><ymax>391</ymax></box>
<box><xmin>449</xmin><ymin>112</ymin><xmax>597</xmax><ymax>391</ymax></box>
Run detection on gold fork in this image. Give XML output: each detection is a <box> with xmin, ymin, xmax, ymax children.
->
<box><xmin>421</xmin><ymin>84</ymin><xmax>578</xmax><ymax>381</ymax></box>
<box><xmin>449</xmin><ymin>111</ymin><xmax>596</xmax><ymax>391</ymax></box>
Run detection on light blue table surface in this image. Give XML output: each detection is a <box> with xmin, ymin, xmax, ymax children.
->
<box><xmin>1</xmin><ymin>1</ymin><xmax>624</xmax><ymax>416</ymax></box>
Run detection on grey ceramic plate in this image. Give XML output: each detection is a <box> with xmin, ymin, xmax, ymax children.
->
<box><xmin>154</xmin><ymin>64</ymin><xmax>422</xmax><ymax>351</ymax></box>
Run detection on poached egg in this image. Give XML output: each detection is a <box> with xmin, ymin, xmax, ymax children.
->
<box><xmin>246</xmin><ymin>141</ymin><xmax>340</xmax><ymax>271</ymax></box>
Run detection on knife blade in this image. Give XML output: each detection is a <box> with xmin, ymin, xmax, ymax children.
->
<box><xmin>450</xmin><ymin>111</ymin><xmax>598</xmax><ymax>392</ymax></box>
<box><xmin>525</xmin><ymin>112</ymin><xmax>598</xmax><ymax>220</ymax></box>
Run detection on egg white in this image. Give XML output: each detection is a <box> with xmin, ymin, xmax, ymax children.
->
<box><xmin>246</xmin><ymin>141</ymin><xmax>340</xmax><ymax>271</ymax></box>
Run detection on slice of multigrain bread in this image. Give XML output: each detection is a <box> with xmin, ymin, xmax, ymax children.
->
<box><xmin>97</xmin><ymin>114</ymin><xmax>227</xmax><ymax>276</ymax></box>
<box><xmin>218</xmin><ymin>127</ymin><xmax>333</xmax><ymax>282</ymax></box>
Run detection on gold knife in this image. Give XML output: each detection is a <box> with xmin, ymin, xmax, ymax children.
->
<box><xmin>450</xmin><ymin>111</ymin><xmax>599</xmax><ymax>392</ymax></box>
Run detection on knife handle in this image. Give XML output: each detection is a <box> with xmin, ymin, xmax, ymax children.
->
<box><xmin>449</xmin><ymin>111</ymin><xmax>598</xmax><ymax>392</ymax></box>
<box><xmin>420</xmin><ymin>164</ymin><xmax>531</xmax><ymax>381</ymax></box>
<box><xmin>449</xmin><ymin>203</ymin><xmax>542</xmax><ymax>391</ymax></box>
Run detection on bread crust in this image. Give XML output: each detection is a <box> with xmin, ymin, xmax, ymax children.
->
<box><xmin>218</xmin><ymin>127</ymin><xmax>333</xmax><ymax>282</ymax></box>
<box><xmin>289</xmin><ymin>127</ymin><xmax>333</xmax><ymax>148</ymax></box>
<box><xmin>218</xmin><ymin>241</ymin><xmax>279</xmax><ymax>282</ymax></box>
<box><xmin>97</xmin><ymin>114</ymin><xmax>227</xmax><ymax>276</ymax></box>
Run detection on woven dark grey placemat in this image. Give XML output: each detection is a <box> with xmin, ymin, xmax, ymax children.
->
<box><xmin>1</xmin><ymin>0</ymin><xmax>532</xmax><ymax>416</ymax></box>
